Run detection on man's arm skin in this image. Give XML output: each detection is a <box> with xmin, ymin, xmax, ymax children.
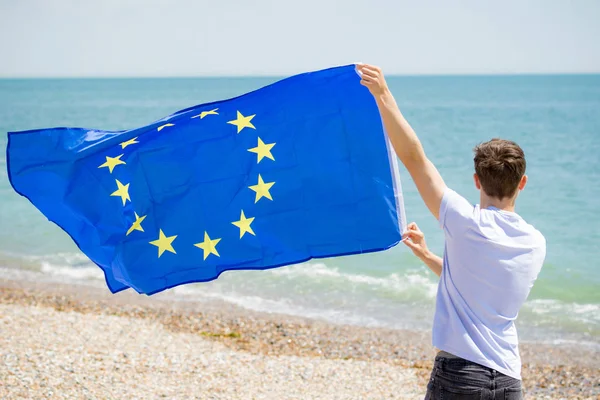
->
<box><xmin>421</xmin><ymin>252</ymin><xmax>443</xmax><ymax>278</ymax></box>
<box><xmin>357</xmin><ymin>64</ymin><xmax>444</xmax><ymax>276</ymax></box>
<box><xmin>357</xmin><ymin>64</ymin><xmax>447</xmax><ymax>220</ymax></box>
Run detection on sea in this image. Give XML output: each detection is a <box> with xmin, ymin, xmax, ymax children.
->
<box><xmin>1</xmin><ymin>73</ymin><xmax>599</xmax><ymax>348</ymax></box>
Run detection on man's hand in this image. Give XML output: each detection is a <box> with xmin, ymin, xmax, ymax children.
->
<box><xmin>402</xmin><ymin>222</ymin><xmax>430</xmax><ymax>259</ymax></box>
<box><xmin>402</xmin><ymin>222</ymin><xmax>443</xmax><ymax>277</ymax></box>
<box><xmin>357</xmin><ymin>64</ymin><xmax>389</xmax><ymax>97</ymax></box>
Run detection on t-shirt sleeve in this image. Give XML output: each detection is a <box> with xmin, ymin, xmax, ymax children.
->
<box><xmin>439</xmin><ymin>187</ymin><xmax>474</xmax><ymax>236</ymax></box>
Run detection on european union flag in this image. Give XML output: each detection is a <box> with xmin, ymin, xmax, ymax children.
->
<box><xmin>7</xmin><ymin>65</ymin><xmax>406</xmax><ymax>295</ymax></box>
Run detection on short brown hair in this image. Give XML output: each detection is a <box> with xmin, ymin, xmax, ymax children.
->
<box><xmin>473</xmin><ymin>139</ymin><xmax>526</xmax><ymax>199</ymax></box>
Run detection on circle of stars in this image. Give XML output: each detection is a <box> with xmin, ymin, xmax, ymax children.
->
<box><xmin>97</xmin><ymin>107</ymin><xmax>277</xmax><ymax>262</ymax></box>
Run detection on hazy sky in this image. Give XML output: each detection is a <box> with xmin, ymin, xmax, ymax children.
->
<box><xmin>1</xmin><ymin>0</ymin><xmax>599</xmax><ymax>77</ymax></box>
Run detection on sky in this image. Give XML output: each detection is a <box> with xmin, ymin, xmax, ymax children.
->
<box><xmin>1</xmin><ymin>0</ymin><xmax>599</xmax><ymax>77</ymax></box>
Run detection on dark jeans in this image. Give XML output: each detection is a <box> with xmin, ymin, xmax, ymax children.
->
<box><xmin>425</xmin><ymin>351</ymin><xmax>523</xmax><ymax>400</ymax></box>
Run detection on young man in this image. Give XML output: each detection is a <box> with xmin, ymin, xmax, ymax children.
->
<box><xmin>358</xmin><ymin>64</ymin><xmax>546</xmax><ymax>399</ymax></box>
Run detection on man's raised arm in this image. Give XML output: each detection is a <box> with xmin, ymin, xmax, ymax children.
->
<box><xmin>358</xmin><ymin>64</ymin><xmax>446</xmax><ymax>220</ymax></box>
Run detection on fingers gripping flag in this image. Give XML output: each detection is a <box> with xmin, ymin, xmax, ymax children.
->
<box><xmin>7</xmin><ymin>65</ymin><xmax>407</xmax><ymax>295</ymax></box>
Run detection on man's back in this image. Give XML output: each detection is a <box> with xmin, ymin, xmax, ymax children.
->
<box><xmin>434</xmin><ymin>188</ymin><xmax>546</xmax><ymax>379</ymax></box>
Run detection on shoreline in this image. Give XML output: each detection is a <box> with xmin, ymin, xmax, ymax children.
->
<box><xmin>1</xmin><ymin>278</ymin><xmax>598</xmax><ymax>399</ymax></box>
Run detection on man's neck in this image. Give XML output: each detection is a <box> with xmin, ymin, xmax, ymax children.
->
<box><xmin>480</xmin><ymin>193</ymin><xmax>517</xmax><ymax>212</ymax></box>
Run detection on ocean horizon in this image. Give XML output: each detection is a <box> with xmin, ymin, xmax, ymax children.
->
<box><xmin>2</xmin><ymin>71</ymin><xmax>600</xmax><ymax>80</ymax></box>
<box><xmin>1</xmin><ymin>73</ymin><xmax>599</xmax><ymax>348</ymax></box>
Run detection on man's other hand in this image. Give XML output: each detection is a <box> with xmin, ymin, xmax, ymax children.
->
<box><xmin>403</xmin><ymin>222</ymin><xmax>431</xmax><ymax>261</ymax></box>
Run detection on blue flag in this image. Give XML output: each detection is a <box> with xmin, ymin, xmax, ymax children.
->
<box><xmin>7</xmin><ymin>65</ymin><xmax>406</xmax><ymax>295</ymax></box>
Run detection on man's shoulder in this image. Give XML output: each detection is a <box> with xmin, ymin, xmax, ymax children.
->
<box><xmin>516</xmin><ymin>216</ymin><xmax>546</xmax><ymax>249</ymax></box>
<box><xmin>507</xmin><ymin>216</ymin><xmax>547</xmax><ymax>266</ymax></box>
<box><xmin>515</xmin><ymin>219</ymin><xmax>547</xmax><ymax>271</ymax></box>
<box><xmin>529</xmin><ymin>226</ymin><xmax>547</xmax><ymax>253</ymax></box>
<box><xmin>440</xmin><ymin>188</ymin><xmax>475</xmax><ymax>220</ymax></box>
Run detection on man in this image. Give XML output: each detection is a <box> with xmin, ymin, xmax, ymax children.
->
<box><xmin>358</xmin><ymin>64</ymin><xmax>546</xmax><ymax>399</ymax></box>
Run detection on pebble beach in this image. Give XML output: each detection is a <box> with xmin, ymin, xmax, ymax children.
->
<box><xmin>0</xmin><ymin>279</ymin><xmax>598</xmax><ymax>399</ymax></box>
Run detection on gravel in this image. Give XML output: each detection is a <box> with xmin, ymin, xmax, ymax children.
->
<box><xmin>1</xmin><ymin>303</ymin><xmax>421</xmax><ymax>399</ymax></box>
<box><xmin>0</xmin><ymin>282</ymin><xmax>598</xmax><ymax>399</ymax></box>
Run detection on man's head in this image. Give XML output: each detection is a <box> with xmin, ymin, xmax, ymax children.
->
<box><xmin>473</xmin><ymin>139</ymin><xmax>527</xmax><ymax>200</ymax></box>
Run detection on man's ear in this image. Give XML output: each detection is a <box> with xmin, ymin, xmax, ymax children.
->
<box><xmin>474</xmin><ymin>173</ymin><xmax>481</xmax><ymax>190</ymax></box>
<box><xmin>518</xmin><ymin>175</ymin><xmax>528</xmax><ymax>191</ymax></box>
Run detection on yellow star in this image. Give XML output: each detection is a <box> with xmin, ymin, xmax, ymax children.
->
<box><xmin>227</xmin><ymin>111</ymin><xmax>256</xmax><ymax>133</ymax></box>
<box><xmin>191</xmin><ymin>108</ymin><xmax>219</xmax><ymax>119</ymax></box>
<box><xmin>248</xmin><ymin>137</ymin><xmax>275</xmax><ymax>163</ymax></box>
<box><xmin>248</xmin><ymin>174</ymin><xmax>275</xmax><ymax>203</ymax></box>
<box><xmin>157</xmin><ymin>123</ymin><xmax>175</xmax><ymax>132</ymax></box>
<box><xmin>194</xmin><ymin>231</ymin><xmax>221</xmax><ymax>260</ymax></box>
<box><xmin>149</xmin><ymin>229</ymin><xmax>177</xmax><ymax>257</ymax></box>
<box><xmin>126</xmin><ymin>212</ymin><xmax>147</xmax><ymax>236</ymax></box>
<box><xmin>98</xmin><ymin>154</ymin><xmax>126</xmax><ymax>173</ymax></box>
<box><xmin>110</xmin><ymin>179</ymin><xmax>130</xmax><ymax>206</ymax></box>
<box><xmin>120</xmin><ymin>137</ymin><xmax>138</xmax><ymax>149</ymax></box>
<box><xmin>232</xmin><ymin>210</ymin><xmax>255</xmax><ymax>238</ymax></box>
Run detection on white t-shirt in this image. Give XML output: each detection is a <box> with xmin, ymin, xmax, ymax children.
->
<box><xmin>433</xmin><ymin>188</ymin><xmax>546</xmax><ymax>380</ymax></box>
